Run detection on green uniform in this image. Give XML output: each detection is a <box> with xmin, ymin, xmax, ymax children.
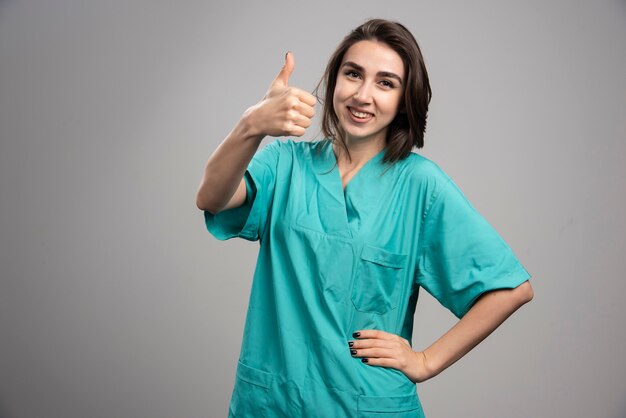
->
<box><xmin>204</xmin><ymin>138</ymin><xmax>531</xmax><ymax>417</ymax></box>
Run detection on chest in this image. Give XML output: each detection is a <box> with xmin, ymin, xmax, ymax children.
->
<box><xmin>273</xmin><ymin>156</ymin><xmax>418</xmax><ymax>252</ymax></box>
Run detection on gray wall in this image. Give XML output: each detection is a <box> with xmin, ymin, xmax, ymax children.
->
<box><xmin>1</xmin><ymin>1</ymin><xmax>624</xmax><ymax>417</ymax></box>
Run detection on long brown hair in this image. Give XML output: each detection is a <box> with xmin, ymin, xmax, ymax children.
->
<box><xmin>313</xmin><ymin>18</ymin><xmax>432</xmax><ymax>165</ymax></box>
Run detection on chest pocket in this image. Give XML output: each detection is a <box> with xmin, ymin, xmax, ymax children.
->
<box><xmin>351</xmin><ymin>244</ymin><xmax>408</xmax><ymax>315</ymax></box>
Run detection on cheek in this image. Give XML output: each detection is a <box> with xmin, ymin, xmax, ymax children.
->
<box><xmin>332</xmin><ymin>86</ymin><xmax>345</xmax><ymax>113</ymax></box>
<box><xmin>334</xmin><ymin>79</ymin><xmax>352</xmax><ymax>100</ymax></box>
<box><xmin>386</xmin><ymin>94</ymin><xmax>403</xmax><ymax>114</ymax></box>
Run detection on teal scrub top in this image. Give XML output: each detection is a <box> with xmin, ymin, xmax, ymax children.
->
<box><xmin>204</xmin><ymin>138</ymin><xmax>531</xmax><ymax>417</ymax></box>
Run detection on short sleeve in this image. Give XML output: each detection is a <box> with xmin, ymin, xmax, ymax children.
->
<box><xmin>203</xmin><ymin>139</ymin><xmax>282</xmax><ymax>242</ymax></box>
<box><xmin>415</xmin><ymin>178</ymin><xmax>531</xmax><ymax>319</ymax></box>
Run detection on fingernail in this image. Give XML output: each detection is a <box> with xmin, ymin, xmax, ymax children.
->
<box><xmin>350</xmin><ymin>349</ymin><xmax>357</xmax><ymax>356</ymax></box>
<box><xmin>285</xmin><ymin>51</ymin><xmax>289</xmax><ymax>59</ymax></box>
<box><xmin>348</xmin><ymin>341</ymin><xmax>354</xmax><ymax>347</ymax></box>
<box><xmin>361</xmin><ymin>358</ymin><xmax>369</xmax><ymax>363</ymax></box>
<box><xmin>352</xmin><ymin>332</ymin><xmax>360</xmax><ymax>338</ymax></box>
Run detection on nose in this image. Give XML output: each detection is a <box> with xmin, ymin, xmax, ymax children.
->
<box><xmin>354</xmin><ymin>81</ymin><xmax>373</xmax><ymax>103</ymax></box>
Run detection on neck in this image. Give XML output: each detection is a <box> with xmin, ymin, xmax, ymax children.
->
<box><xmin>333</xmin><ymin>137</ymin><xmax>385</xmax><ymax>168</ymax></box>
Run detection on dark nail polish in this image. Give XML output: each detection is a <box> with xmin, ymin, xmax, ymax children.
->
<box><xmin>348</xmin><ymin>341</ymin><xmax>354</xmax><ymax>347</ymax></box>
<box><xmin>352</xmin><ymin>332</ymin><xmax>360</xmax><ymax>338</ymax></box>
<box><xmin>350</xmin><ymin>349</ymin><xmax>357</xmax><ymax>356</ymax></box>
<box><xmin>362</xmin><ymin>358</ymin><xmax>369</xmax><ymax>363</ymax></box>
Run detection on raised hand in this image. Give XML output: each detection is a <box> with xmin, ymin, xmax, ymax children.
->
<box><xmin>244</xmin><ymin>52</ymin><xmax>317</xmax><ymax>138</ymax></box>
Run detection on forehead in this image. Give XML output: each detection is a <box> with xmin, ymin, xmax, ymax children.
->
<box><xmin>341</xmin><ymin>40</ymin><xmax>404</xmax><ymax>78</ymax></box>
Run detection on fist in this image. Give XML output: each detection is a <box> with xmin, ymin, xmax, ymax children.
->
<box><xmin>246</xmin><ymin>52</ymin><xmax>317</xmax><ymax>137</ymax></box>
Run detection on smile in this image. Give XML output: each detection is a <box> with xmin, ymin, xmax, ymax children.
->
<box><xmin>348</xmin><ymin>107</ymin><xmax>374</xmax><ymax>121</ymax></box>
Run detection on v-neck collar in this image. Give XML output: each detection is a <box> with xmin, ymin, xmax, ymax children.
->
<box><xmin>309</xmin><ymin>139</ymin><xmax>388</xmax><ymax>238</ymax></box>
<box><xmin>326</xmin><ymin>140</ymin><xmax>386</xmax><ymax>194</ymax></box>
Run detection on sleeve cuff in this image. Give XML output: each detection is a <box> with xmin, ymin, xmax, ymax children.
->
<box><xmin>454</xmin><ymin>263</ymin><xmax>532</xmax><ymax>319</ymax></box>
<box><xmin>203</xmin><ymin>169</ymin><xmax>265</xmax><ymax>241</ymax></box>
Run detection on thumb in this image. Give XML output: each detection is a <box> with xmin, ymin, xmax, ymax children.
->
<box><xmin>272</xmin><ymin>51</ymin><xmax>295</xmax><ymax>88</ymax></box>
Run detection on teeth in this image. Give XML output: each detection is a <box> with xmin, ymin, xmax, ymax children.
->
<box><xmin>350</xmin><ymin>108</ymin><xmax>373</xmax><ymax>118</ymax></box>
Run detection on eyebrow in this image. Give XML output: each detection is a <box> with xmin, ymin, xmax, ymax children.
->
<box><xmin>341</xmin><ymin>61</ymin><xmax>403</xmax><ymax>86</ymax></box>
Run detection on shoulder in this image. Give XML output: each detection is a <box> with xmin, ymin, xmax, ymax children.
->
<box><xmin>259</xmin><ymin>137</ymin><xmax>320</xmax><ymax>155</ymax></box>
<box><xmin>265</xmin><ymin>137</ymin><xmax>330</xmax><ymax>162</ymax></box>
<box><xmin>403</xmin><ymin>152</ymin><xmax>447</xmax><ymax>178</ymax></box>
<box><xmin>402</xmin><ymin>152</ymin><xmax>453</xmax><ymax>191</ymax></box>
<box><xmin>288</xmin><ymin>138</ymin><xmax>327</xmax><ymax>154</ymax></box>
<box><xmin>253</xmin><ymin>138</ymin><xmax>297</xmax><ymax>164</ymax></box>
<box><xmin>253</xmin><ymin>138</ymin><xmax>326</xmax><ymax>171</ymax></box>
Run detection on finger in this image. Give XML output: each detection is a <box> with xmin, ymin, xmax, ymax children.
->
<box><xmin>350</xmin><ymin>339</ymin><xmax>395</xmax><ymax>350</ymax></box>
<box><xmin>284</xmin><ymin>121</ymin><xmax>305</xmax><ymax>137</ymax></box>
<box><xmin>285</xmin><ymin>98</ymin><xmax>314</xmax><ymax>119</ymax></box>
<box><xmin>350</xmin><ymin>335</ymin><xmax>395</xmax><ymax>348</ymax></box>
<box><xmin>272</xmin><ymin>51</ymin><xmax>295</xmax><ymax>88</ymax></box>
<box><xmin>351</xmin><ymin>347</ymin><xmax>395</xmax><ymax>359</ymax></box>
<box><xmin>353</xmin><ymin>330</ymin><xmax>396</xmax><ymax>341</ymax></box>
<box><xmin>296</xmin><ymin>101</ymin><xmax>315</xmax><ymax>119</ymax></box>
<box><xmin>291</xmin><ymin>113</ymin><xmax>313</xmax><ymax>129</ymax></box>
<box><xmin>289</xmin><ymin>87</ymin><xmax>317</xmax><ymax>107</ymax></box>
<box><xmin>360</xmin><ymin>357</ymin><xmax>400</xmax><ymax>369</ymax></box>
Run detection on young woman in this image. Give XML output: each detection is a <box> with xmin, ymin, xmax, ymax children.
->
<box><xmin>196</xmin><ymin>18</ymin><xmax>533</xmax><ymax>418</ymax></box>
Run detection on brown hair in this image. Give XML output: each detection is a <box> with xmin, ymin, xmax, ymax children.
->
<box><xmin>313</xmin><ymin>18</ymin><xmax>432</xmax><ymax>165</ymax></box>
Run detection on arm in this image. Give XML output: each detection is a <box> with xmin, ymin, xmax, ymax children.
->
<box><xmin>350</xmin><ymin>181</ymin><xmax>534</xmax><ymax>380</ymax></box>
<box><xmin>348</xmin><ymin>280</ymin><xmax>534</xmax><ymax>383</ymax></box>
<box><xmin>195</xmin><ymin>51</ymin><xmax>316</xmax><ymax>214</ymax></box>
<box><xmin>418</xmin><ymin>280</ymin><xmax>534</xmax><ymax>381</ymax></box>
<box><xmin>195</xmin><ymin>118</ymin><xmax>264</xmax><ymax>214</ymax></box>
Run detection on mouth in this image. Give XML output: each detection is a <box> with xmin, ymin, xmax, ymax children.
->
<box><xmin>347</xmin><ymin>106</ymin><xmax>374</xmax><ymax>122</ymax></box>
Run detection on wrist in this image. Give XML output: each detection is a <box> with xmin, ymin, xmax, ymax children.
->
<box><xmin>422</xmin><ymin>348</ymin><xmax>442</xmax><ymax>379</ymax></box>
<box><xmin>239</xmin><ymin>103</ymin><xmax>266</xmax><ymax>142</ymax></box>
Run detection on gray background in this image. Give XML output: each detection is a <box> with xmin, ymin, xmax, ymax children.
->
<box><xmin>1</xmin><ymin>0</ymin><xmax>624</xmax><ymax>417</ymax></box>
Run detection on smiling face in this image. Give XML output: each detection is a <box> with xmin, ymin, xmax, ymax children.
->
<box><xmin>332</xmin><ymin>40</ymin><xmax>405</xmax><ymax>147</ymax></box>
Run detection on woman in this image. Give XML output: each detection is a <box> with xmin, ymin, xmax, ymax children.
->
<box><xmin>196</xmin><ymin>18</ymin><xmax>533</xmax><ymax>418</ymax></box>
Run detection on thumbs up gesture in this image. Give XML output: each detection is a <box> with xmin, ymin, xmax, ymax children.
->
<box><xmin>244</xmin><ymin>52</ymin><xmax>317</xmax><ymax>138</ymax></box>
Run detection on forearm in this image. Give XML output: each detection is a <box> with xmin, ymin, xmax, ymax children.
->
<box><xmin>422</xmin><ymin>281</ymin><xmax>533</xmax><ymax>379</ymax></box>
<box><xmin>196</xmin><ymin>53</ymin><xmax>317</xmax><ymax>214</ymax></box>
<box><xmin>195</xmin><ymin>110</ymin><xmax>265</xmax><ymax>213</ymax></box>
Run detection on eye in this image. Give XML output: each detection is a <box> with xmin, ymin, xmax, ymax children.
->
<box><xmin>379</xmin><ymin>80</ymin><xmax>395</xmax><ymax>88</ymax></box>
<box><xmin>344</xmin><ymin>70</ymin><xmax>360</xmax><ymax>79</ymax></box>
